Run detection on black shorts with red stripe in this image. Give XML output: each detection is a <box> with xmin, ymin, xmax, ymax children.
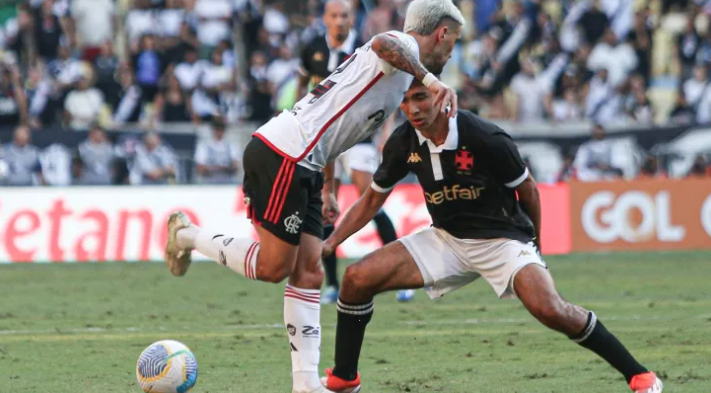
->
<box><xmin>243</xmin><ymin>137</ymin><xmax>324</xmax><ymax>245</ymax></box>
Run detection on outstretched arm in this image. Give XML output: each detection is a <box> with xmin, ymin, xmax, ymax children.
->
<box><xmin>371</xmin><ymin>33</ymin><xmax>458</xmax><ymax>116</ymax></box>
<box><xmin>323</xmin><ymin>186</ymin><xmax>390</xmax><ymax>257</ymax></box>
<box><xmin>516</xmin><ymin>173</ymin><xmax>542</xmax><ymax>250</ymax></box>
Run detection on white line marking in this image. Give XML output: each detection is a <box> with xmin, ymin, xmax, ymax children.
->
<box><xmin>0</xmin><ymin>315</ymin><xmax>707</xmax><ymax>336</ymax></box>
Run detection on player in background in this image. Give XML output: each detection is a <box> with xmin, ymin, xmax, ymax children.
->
<box><xmin>320</xmin><ymin>80</ymin><xmax>663</xmax><ymax>393</ymax></box>
<box><xmin>163</xmin><ymin>1</ymin><xmax>464</xmax><ymax>392</ymax></box>
<box><xmin>296</xmin><ymin>0</ymin><xmax>403</xmax><ymax>305</ymax></box>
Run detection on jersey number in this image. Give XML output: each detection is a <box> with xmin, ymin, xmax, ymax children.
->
<box><xmin>368</xmin><ymin>110</ymin><xmax>386</xmax><ymax>131</ymax></box>
<box><xmin>308</xmin><ymin>54</ymin><xmax>358</xmax><ymax>104</ymax></box>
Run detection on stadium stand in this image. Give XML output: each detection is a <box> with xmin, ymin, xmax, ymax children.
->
<box><xmin>0</xmin><ymin>0</ymin><xmax>709</xmax><ymax>185</ymax></box>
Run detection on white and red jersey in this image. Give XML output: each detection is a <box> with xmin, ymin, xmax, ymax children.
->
<box><xmin>255</xmin><ymin>31</ymin><xmax>418</xmax><ymax>170</ymax></box>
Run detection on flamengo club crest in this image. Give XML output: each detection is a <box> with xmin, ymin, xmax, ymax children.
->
<box><xmin>284</xmin><ymin>212</ymin><xmax>302</xmax><ymax>234</ymax></box>
<box><xmin>455</xmin><ymin>147</ymin><xmax>474</xmax><ymax>174</ymax></box>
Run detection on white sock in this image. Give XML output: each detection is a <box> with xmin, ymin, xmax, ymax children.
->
<box><xmin>181</xmin><ymin>226</ymin><xmax>258</xmax><ymax>279</ymax></box>
<box><xmin>284</xmin><ymin>284</ymin><xmax>322</xmax><ymax>392</ymax></box>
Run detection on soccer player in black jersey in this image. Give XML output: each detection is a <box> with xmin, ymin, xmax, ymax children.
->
<box><xmin>320</xmin><ymin>80</ymin><xmax>663</xmax><ymax>393</ymax></box>
<box><xmin>297</xmin><ymin>0</ymin><xmax>400</xmax><ymax>304</ymax></box>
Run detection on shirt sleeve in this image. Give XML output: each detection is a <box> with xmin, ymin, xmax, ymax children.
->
<box><xmin>376</xmin><ymin>31</ymin><xmax>420</xmax><ymax>75</ymax></box>
<box><xmin>488</xmin><ymin>132</ymin><xmax>528</xmax><ymax>188</ymax></box>
<box><xmin>372</xmin><ymin>128</ymin><xmax>409</xmax><ymax>192</ymax></box>
<box><xmin>194</xmin><ymin>142</ymin><xmax>208</xmax><ymax>165</ymax></box>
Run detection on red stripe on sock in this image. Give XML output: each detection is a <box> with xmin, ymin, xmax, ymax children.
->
<box><xmin>244</xmin><ymin>242</ymin><xmax>258</xmax><ymax>280</ymax></box>
<box><xmin>285</xmin><ymin>288</ymin><xmax>320</xmax><ymax>300</ymax></box>
<box><xmin>264</xmin><ymin>160</ymin><xmax>289</xmax><ymax>222</ymax></box>
<box><xmin>284</xmin><ymin>293</ymin><xmax>320</xmax><ymax>304</ymax></box>
<box><xmin>271</xmin><ymin>162</ymin><xmax>296</xmax><ymax>223</ymax></box>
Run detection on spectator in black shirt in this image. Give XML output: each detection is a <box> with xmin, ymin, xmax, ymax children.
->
<box><xmin>0</xmin><ymin>63</ymin><xmax>28</xmax><ymax>126</ymax></box>
<box><xmin>297</xmin><ymin>0</ymin><xmax>362</xmax><ymax>99</ymax></box>
<box><xmin>578</xmin><ymin>0</ymin><xmax>609</xmax><ymax>45</ymax></box>
<box><xmin>154</xmin><ymin>74</ymin><xmax>195</xmax><ymax>124</ymax></box>
<box><xmin>34</xmin><ymin>0</ymin><xmax>68</xmax><ymax>61</ymax></box>
<box><xmin>94</xmin><ymin>41</ymin><xmax>121</xmax><ymax>104</ymax></box>
<box><xmin>627</xmin><ymin>10</ymin><xmax>653</xmax><ymax>83</ymax></box>
<box><xmin>246</xmin><ymin>51</ymin><xmax>272</xmax><ymax>125</ymax></box>
<box><xmin>669</xmin><ymin>91</ymin><xmax>696</xmax><ymax>125</ymax></box>
<box><xmin>321</xmin><ymin>80</ymin><xmax>661</xmax><ymax>393</ymax></box>
<box><xmin>676</xmin><ymin>17</ymin><xmax>701</xmax><ymax>80</ymax></box>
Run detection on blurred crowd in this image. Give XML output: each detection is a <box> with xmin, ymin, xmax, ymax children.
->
<box><xmin>0</xmin><ymin>118</ymin><xmax>239</xmax><ymax>185</ymax></box>
<box><xmin>1</xmin><ymin>0</ymin><xmax>711</xmax><ymax>130</ymax></box>
<box><xmin>0</xmin><ymin>0</ymin><xmax>711</xmax><ymax>186</ymax></box>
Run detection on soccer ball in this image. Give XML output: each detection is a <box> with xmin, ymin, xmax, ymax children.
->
<box><xmin>136</xmin><ymin>340</ymin><xmax>198</xmax><ymax>393</ymax></box>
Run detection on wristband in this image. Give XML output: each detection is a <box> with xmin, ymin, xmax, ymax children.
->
<box><xmin>422</xmin><ymin>72</ymin><xmax>438</xmax><ymax>87</ymax></box>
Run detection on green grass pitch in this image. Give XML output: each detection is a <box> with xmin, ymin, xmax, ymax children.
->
<box><xmin>1</xmin><ymin>252</ymin><xmax>710</xmax><ymax>392</ymax></box>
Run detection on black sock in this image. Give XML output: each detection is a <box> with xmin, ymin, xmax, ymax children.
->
<box><xmin>373</xmin><ymin>210</ymin><xmax>397</xmax><ymax>244</ymax></box>
<box><xmin>333</xmin><ymin>298</ymin><xmax>374</xmax><ymax>381</ymax></box>
<box><xmin>323</xmin><ymin>225</ymin><xmax>339</xmax><ymax>289</ymax></box>
<box><xmin>573</xmin><ymin>312</ymin><xmax>648</xmax><ymax>383</ymax></box>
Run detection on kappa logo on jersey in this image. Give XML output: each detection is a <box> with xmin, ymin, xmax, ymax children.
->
<box><xmin>287</xmin><ymin>324</ymin><xmax>297</xmax><ymax>336</ymax></box>
<box><xmin>302</xmin><ymin>326</ymin><xmax>320</xmax><ymax>338</ymax></box>
<box><xmin>455</xmin><ymin>149</ymin><xmax>474</xmax><ymax>171</ymax></box>
<box><xmin>518</xmin><ymin>250</ymin><xmax>532</xmax><ymax>257</ymax></box>
<box><xmin>407</xmin><ymin>152</ymin><xmax>423</xmax><ymax>163</ymax></box>
<box><xmin>284</xmin><ymin>213</ymin><xmax>303</xmax><ymax>234</ymax></box>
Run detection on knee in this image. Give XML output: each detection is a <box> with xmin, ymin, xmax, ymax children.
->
<box><xmin>257</xmin><ymin>255</ymin><xmax>293</xmax><ymax>284</ymax></box>
<box><xmin>341</xmin><ymin>262</ymin><xmax>374</xmax><ymax>297</ymax></box>
<box><xmin>258</xmin><ymin>263</ymin><xmax>291</xmax><ymax>283</ymax></box>
<box><xmin>287</xmin><ymin>256</ymin><xmax>324</xmax><ymax>289</ymax></box>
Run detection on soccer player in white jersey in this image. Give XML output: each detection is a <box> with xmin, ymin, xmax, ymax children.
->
<box><xmin>163</xmin><ymin>1</ymin><xmax>465</xmax><ymax>392</ymax></box>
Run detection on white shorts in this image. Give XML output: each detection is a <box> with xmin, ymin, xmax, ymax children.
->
<box><xmin>334</xmin><ymin>143</ymin><xmax>380</xmax><ymax>181</ymax></box>
<box><xmin>399</xmin><ymin>227</ymin><xmax>546</xmax><ymax>299</ymax></box>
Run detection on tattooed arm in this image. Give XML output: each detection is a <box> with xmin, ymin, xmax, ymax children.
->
<box><xmin>371</xmin><ymin>33</ymin><xmax>428</xmax><ymax>81</ymax></box>
<box><xmin>370</xmin><ymin>32</ymin><xmax>458</xmax><ymax>116</ymax></box>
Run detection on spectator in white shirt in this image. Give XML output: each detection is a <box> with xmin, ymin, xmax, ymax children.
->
<box><xmin>192</xmin><ymin>49</ymin><xmax>235</xmax><ymax>119</ymax></box>
<box><xmin>40</xmin><ymin>143</ymin><xmax>72</xmax><ymax>186</ymax></box>
<box><xmin>77</xmin><ymin>125</ymin><xmax>115</xmax><ymax>185</ymax></box>
<box><xmin>173</xmin><ymin>45</ymin><xmax>204</xmax><ymax>91</ymax></box>
<box><xmin>132</xmin><ymin>132</ymin><xmax>178</xmax><ymax>185</ymax></box>
<box><xmin>682</xmin><ymin>64</ymin><xmax>708</xmax><ymax>111</ymax></box>
<box><xmin>587</xmin><ymin>28</ymin><xmax>638</xmax><ymax>87</ymax></box>
<box><xmin>552</xmin><ymin>88</ymin><xmax>583</xmax><ymax>121</ymax></box>
<box><xmin>267</xmin><ymin>45</ymin><xmax>299</xmax><ymax>89</ymax></box>
<box><xmin>193</xmin><ymin>0</ymin><xmax>233</xmax><ymax>48</ymax></box>
<box><xmin>71</xmin><ymin>0</ymin><xmax>116</xmax><ymax>62</ymax></box>
<box><xmin>573</xmin><ymin>124</ymin><xmax>623</xmax><ymax>181</ymax></box>
<box><xmin>64</xmin><ymin>73</ymin><xmax>105</xmax><ymax>130</ymax></box>
<box><xmin>510</xmin><ymin>59</ymin><xmax>550</xmax><ymax>121</ymax></box>
<box><xmin>585</xmin><ymin>68</ymin><xmax>622</xmax><ymax>125</ymax></box>
<box><xmin>1</xmin><ymin>125</ymin><xmax>41</xmax><ymax>186</ymax></box>
<box><xmin>194</xmin><ymin>118</ymin><xmax>239</xmax><ymax>184</ymax></box>
<box><xmin>158</xmin><ymin>0</ymin><xmax>186</xmax><ymax>40</ymax></box>
<box><xmin>125</xmin><ymin>0</ymin><xmax>157</xmax><ymax>53</ymax></box>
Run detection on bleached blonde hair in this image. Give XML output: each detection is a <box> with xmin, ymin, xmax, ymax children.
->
<box><xmin>403</xmin><ymin>0</ymin><xmax>465</xmax><ymax>35</ymax></box>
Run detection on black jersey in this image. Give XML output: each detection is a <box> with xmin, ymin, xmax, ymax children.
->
<box><xmin>299</xmin><ymin>33</ymin><xmax>363</xmax><ymax>85</ymax></box>
<box><xmin>373</xmin><ymin>110</ymin><xmax>535</xmax><ymax>243</ymax></box>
